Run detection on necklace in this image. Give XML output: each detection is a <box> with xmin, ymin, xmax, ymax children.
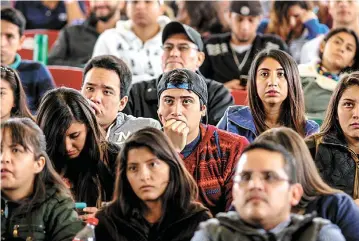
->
<box><xmin>316</xmin><ymin>62</ymin><xmax>340</xmax><ymax>81</ymax></box>
<box><xmin>230</xmin><ymin>44</ymin><xmax>251</xmax><ymax>75</ymax></box>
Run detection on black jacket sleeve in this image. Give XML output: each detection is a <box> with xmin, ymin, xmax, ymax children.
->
<box><xmin>48</xmin><ymin>28</ymin><xmax>74</xmax><ymax>66</ymax></box>
<box><xmin>200</xmin><ymin>44</ymin><xmax>215</xmax><ymax>80</ymax></box>
<box><xmin>123</xmin><ymin>85</ymin><xmax>136</xmax><ymax>116</ymax></box>
<box><xmin>206</xmin><ymin>79</ymin><xmax>234</xmax><ymax>125</ymax></box>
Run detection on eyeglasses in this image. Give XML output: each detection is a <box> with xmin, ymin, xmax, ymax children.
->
<box><xmin>234</xmin><ymin>171</ymin><xmax>292</xmax><ymax>186</ymax></box>
<box><xmin>162</xmin><ymin>44</ymin><xmax>198</xmax><ymax>53</ymax></box>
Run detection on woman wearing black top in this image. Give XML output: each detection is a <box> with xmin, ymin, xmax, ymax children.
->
<box><xmin>95</xmin><ymin>127</ymin><xmax>212</xmax><ymax>241</ymax></box>
<box><xmin>36</xmin><ymin>87</ymin><xmax>120</xmax><ymax>219</ymax></box>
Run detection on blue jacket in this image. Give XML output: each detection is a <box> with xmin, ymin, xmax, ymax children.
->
<box><xmin>305</xmin><ymin>193</ymin><xmax>359</xmax><ymax>241</ymax></box>
<box><xmin>10</xmin><ymin>54</ymin><xmax>55</xmax><ymax>113</ymax></box>
<box><xmin>257</xmin><ymin>18</ymin><xmax>329</xmax><ymax>40</ymax></box>
<box><xmin>217</xmin><ymin>106</ymin><xmax>319</xmax><ymax>142</ymax></box>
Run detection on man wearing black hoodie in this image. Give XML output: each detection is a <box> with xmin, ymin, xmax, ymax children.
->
<box><xmin>123</xmin><ymin>21</ymin><xmax>234</xmax><ymax>125</ymax></box>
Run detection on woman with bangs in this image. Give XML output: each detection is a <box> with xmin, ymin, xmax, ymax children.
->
<box><xmin>217</xmin><ymin>49</ymin><xmax>319</xmax><ymax>143</ymax></box>
<box><xmin>1</xmin><ymin>118</ymin><xmax>83</xmax><ymax>241</ymax></box>
<box><xmin>95</xmin><ymin>127</ymin><xmax>211</xmax><ymax>241</ymax></box>
<box><xmin>36</xmin><ymin>87</ymin><xmax>121</xmax><ymax>220</ymax></box>
<box><xmin>0</xmin><ymin>65</ymin><xmax>33</xmax><ymax>123</ymax></box>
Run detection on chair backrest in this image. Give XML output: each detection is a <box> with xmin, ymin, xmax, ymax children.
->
<box><xmin>48</xmin><ymin>65</ymin><xmax>83</xmax><ymax>90</ymax></box>
<box><xmin>18</xmin><ymin>29</ymin><xmax>59</xmax><ymax>60</ymax></box>
<box><xmin>231</xmin><ymin>90</ymin><xmax>248</xmax><ymax>106</ymax></box>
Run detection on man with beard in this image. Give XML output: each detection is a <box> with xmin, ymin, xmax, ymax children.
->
<box><xmin>200</xmin><ymin>1</ymin><xmax>288</xmax><ymax>91</ymax></box>
<box><xmin>48</xmin><ymin>0</ymin><xmax>123</xmax><ymax>67</ymax></box>
<box><xmin>92</xmin><ymin>0</ymin><xmax>170</xmax><ymax>83</ymax></box>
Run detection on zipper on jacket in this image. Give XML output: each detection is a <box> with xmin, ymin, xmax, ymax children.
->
<box><xmin>13</xmin><ymin>224</ymin><xmax>19</xmax><ymax>237</ymax></box>
<box><xmin>12</xmin><ymin>224</ymin><xmax>45</xmax><ymax>238</ymax></box>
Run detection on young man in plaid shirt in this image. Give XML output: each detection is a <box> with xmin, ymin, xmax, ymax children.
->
<box><xmin>157</xmin><ymin>68</ymin><xmax>249</xmax><ymax>215</ymax></box>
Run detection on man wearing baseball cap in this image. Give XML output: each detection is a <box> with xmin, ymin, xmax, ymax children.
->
<box><xmin>123</xmin><ymin>21</ymin><xmax>233</xmax><ymax>125</ymax></box>
<box><xmin>200</xmin><ymin>1</ymin><xmax>288</xmax><ymax>91</ymax></box>
<box><xmin>157</xmin><ymin>68</ymin><xmax>249</xmax><ymax>215</ymax></box>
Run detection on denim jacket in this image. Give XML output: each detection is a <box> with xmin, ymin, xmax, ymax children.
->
<box><xmin>217</xmin><ymin>106</ymin><xmax>319</xmax><ymax>142</ymax></box>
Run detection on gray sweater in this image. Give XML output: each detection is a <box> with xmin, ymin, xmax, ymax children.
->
<box><xmin>106</xmin><ymin>112</ymin><xmax>161</xmax><ymax>146</ymax></box>
<box><xmin>192</xmin><ymin>211</ymin><xmax>345</xmax><ymax>241</ymax></box>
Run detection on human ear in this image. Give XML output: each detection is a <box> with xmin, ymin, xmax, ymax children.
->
<box><xmin>200</xmin><ymin>105</ymin><xmax>207</xmax><ymax>117</ymax></box>
<box><xmin>34</xmin><ymin>156</ymin><xmax>46</xmax><ymax>174</ymax></box>
<box><xmin>118</xmin><ymin>96</ymin><xmax>128</xmax><ymax>112</ymax></box>
<box><xmin>290</xmin><ymin>183</ymin><xmax>303</xmax><ymax>206</ymax></box>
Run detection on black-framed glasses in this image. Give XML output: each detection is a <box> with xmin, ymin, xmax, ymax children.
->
<box><xmin>234</xmin><ymin>171</ymin><xmax>292</xmax><ymax>186</ymax></box>
<box><xmin>162</xmin><ymin>43</ymin><xmax>198</xmax><ymax>53</ymax></box>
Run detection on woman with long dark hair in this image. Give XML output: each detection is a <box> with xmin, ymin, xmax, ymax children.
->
<box><xmin>306</xmin><ymin>72</ymin><xmax>359</xmax><ymax>204</ymax></box>
<box><xmin>257</xmin><ymin>127</ymin><xmax>359</xmax><ymax>241</ymax></box>
<box><xmin>1</xmin><ymin>118</ymin><xmax>83</xmax><ymax>240</ymax></box>
<box><xmin>36</xmin><ymin>87</ymin><xmax>120</xmax><ymax>219</ymax></box>
<box><xmin>95</xmin><ymin>127</ymin><xmax>211</xmax><ymax>241</ymax></box>
<box><xmin>299</xmin><ymin>28</ymin><xmax>359</xmax><ymax>120</ymax></box>
<box><xmin>0</xmin><ymin>65</ymin><xmax>33</xmax><ymax>123</ymax></box>
<box><xmin>217</xmin><ymin>49</ymin><xmax>319</xmax><ymax>142</ymax></box>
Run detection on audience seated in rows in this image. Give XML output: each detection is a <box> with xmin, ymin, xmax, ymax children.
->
<box><xmin>92</xmin><ymin>0</ymin><xmax>170</xmax><ymax>83</ymax></box>
<box><xmin>95</xmin><ymin>127</ymin><xmax>212</xmax><ymax>241</ymax></box>
<box><xmin>200</xmin><ymin>1</ymin><xmax>288</xmax><ymax>90</ymax></box>
<box><xmin>299</xmin><ymin>28</ymin><xmax>359</xmax><ymax>120</ymax></box>
<box><xmin>81</xmin><ymin>55</ymin><xmax>161</xmax><ymax>146</ymax></box>
<box><xmin>48</xmin><ymin>0</ymin><xmax>122</xmax><ymax>67</ymax></box>
<box><xmin>301</xmin><ymin>0</ymin><xmax>359</xmax><ymax>64</ymax></box>
<box><xmin>0</xmin><ymin>7</ymin><xmax>55</xmax><ymax>113</ymax></box>
<box><xmin>157</xmin><ymin>68</ymin><xmax>249</xmax><ymax>214</ymax></box>
<box><xmin>217</xmin><ymin>49</ymin><xmax>319</xmax><ymax>142</ymax></box>
<box><xmin>36</xmin><ymin>87</ymin><xmax>121</xmax><ymax>219</ymax></box>
<box><xmin>124</xmin><ymin>21</ymin><xmax>233</xmax><ymax>125</ymax></box>
<box><xmin>257</xmin><ymin>127</ymin><xmax>359</xmax><ymax>241</ymax></box>
<box><xmin>258</xmin><ymin>0</ymin><xmax>329</xmax><ymax>63</ymax></box>
<box><xmin>2</xmin><ymin>2</ymin><xmax>359</xmax><ymax>240</ymax></box>
<box><xmin>14</xmin><ymin>0</ymin><xmax>87</xmax><ymax>30</ymax></box>
<box><xmin>0</xmin><ymin>65</ymin><xmax>34</xmax><ymax>123</ymax></box>
<box><xmin>1</xmin><ymin>118</ymin><xmax>83</xmax><ymax>240</ymax></box>
<box><xmin>306</xmin><ymin>72</ymin><xmax>359</xmax><ymax>202</ymax></box>
<box><xmin>192</xmin><ymin>141</ymin><xmax>345</xmax><ymax>241</ymax></box>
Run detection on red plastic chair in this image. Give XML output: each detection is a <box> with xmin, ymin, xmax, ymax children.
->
<box><xmin>48</xmin><ymin>66</ymin><xmax>83</xmax><ymax>90</ymax></box>
<box><xmin>231</xmin><ymin>90</ymin><xmax>248</xmax><ymax>106</ymax></box>
<box><xmin>18</xmin><ymin>29</ymin><xmax>59</xmax><ymax>60</ymax></box>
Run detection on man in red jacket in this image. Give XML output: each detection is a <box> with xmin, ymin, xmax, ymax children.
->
<box><xmin>157</xmin><ymin>68</ymin><xmax>249</xmax><ymax>215</ymax></box>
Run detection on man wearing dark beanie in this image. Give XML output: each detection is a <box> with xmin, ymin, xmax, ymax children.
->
<box><xmin>200</xmin><ymin>1</ymin><xmax>288</xmax><ymax>91</ymax></box>
<box><xmin>157</xmin><ymin>68</ymin><xmax>249</xmax><ymax>215</ymax></box>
